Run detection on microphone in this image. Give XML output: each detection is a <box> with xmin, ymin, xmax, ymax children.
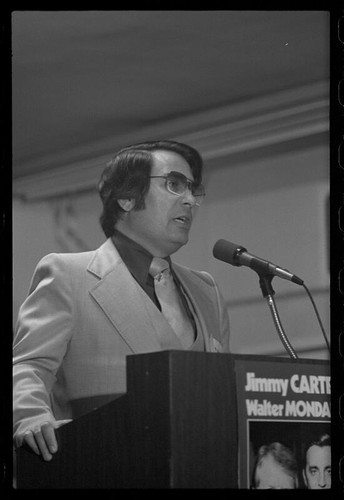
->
<box><xmin>213</xmin><ymin>239</ymin><xmax>304</xmax><ymax>285</ymax></box>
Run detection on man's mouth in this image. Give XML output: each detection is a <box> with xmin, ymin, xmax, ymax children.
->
<box><xmin>173</xmin><ymin>215</ymin><xmax>191</xmax><ymax>225</ymax></box>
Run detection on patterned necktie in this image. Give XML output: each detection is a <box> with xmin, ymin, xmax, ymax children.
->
<box><xmin>149</xmin><ymin>257</ymin><xmax>195</xmax><ymax>349</ymax></box>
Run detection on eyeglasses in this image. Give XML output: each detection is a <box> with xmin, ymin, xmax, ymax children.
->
<box><xmin>149</xmin><ymin>171</ymin><xmax>205</xmax><ymax>206</ymax></box>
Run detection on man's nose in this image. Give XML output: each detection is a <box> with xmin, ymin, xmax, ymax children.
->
<box><xmin>318</xmin><ymin>471</ymin><xmax>327</xmax><ymax>488</ymax></box>
<box><xmin>181</xmin><ymin>187</ymin><xmax>196</xmax><ymax>206</ymax></box>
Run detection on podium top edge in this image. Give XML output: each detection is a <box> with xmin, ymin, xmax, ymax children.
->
<box><xmin>126</xmin><ymin>350</ymin><xmax>330</xmax><ymax>365</ymax></box>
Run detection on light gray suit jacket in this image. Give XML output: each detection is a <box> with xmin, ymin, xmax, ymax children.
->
<box><xmin>13</xmin><ymin>238</ymin><xmax>230</xmax><ymax>446</ymax></box>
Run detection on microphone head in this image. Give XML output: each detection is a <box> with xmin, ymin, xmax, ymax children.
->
<box><xmin>213</xmin><ymin>239</ymin><xmax>246</xmax><ymax>266</ymax></box>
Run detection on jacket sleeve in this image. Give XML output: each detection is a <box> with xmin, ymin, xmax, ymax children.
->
<box><xmin>13</xmin><ymin>254</ymin><xmax>73</xmax><ymax>447</ymax></box>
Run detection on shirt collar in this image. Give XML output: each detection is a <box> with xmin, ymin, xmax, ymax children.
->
<box><xmin>111</xmin><ymin>230</ymin><xmax>171</xmax><ymax>287</ymax></box>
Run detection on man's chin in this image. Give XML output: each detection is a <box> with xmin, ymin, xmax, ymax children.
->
<box><xmin>168</xmin><ymin>235</ymin><xmax>189</xmax><ymax>254</ymax></box>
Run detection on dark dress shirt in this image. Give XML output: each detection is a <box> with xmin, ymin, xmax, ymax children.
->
<box><xmin>111</xmin><ymin>230</ymin><xmax>194</xmax><ymax>323</ymax></box>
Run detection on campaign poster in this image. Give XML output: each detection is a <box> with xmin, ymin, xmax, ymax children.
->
<box><xmin>233</xmin><ymin>355</ymin><xmax>331</xmax><ymax>489</ymax></box>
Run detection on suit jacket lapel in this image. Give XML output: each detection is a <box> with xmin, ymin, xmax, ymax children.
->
<box><xmin>86</xmin><ymin>239</ymin><xmax>222</xmax><ymax>353</ymax></box>
<box><xmin>87</xmin><ymin>239</ymin><xmax>162</xmax><ymax>353</ymax></box>
<box><xmin>173</xmin><ymin>264</ymin><xmax>221</xmax><ymax>351</ymax></box>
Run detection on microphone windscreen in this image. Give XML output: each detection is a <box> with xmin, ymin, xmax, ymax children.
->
<box><xmin>213</xmin><ymin>239</ymin><xmax>243</xmax><ymax>265</ymax></box>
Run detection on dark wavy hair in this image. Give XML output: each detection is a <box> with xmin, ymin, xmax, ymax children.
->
<box><xmin>98</xmin><ymin>140</ymin><xmax>203</xmax><ymax>237</ymax></box>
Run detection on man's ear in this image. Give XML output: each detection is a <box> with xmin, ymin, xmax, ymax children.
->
<box><xmin>117</xmin><ymin>199</ymin><xmax>135</xmax><ymax>212</ymax></box>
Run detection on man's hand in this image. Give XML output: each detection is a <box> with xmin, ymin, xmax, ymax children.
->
<box><xmin>22</xmin><ymin>422</ymin><xmax>58</xmax><ymax>461</ymax></box>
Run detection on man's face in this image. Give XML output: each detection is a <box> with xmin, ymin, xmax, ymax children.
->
<box><xmin>121</xmin><ymin>149</ymin><xmax>198</xmax><ymax>257</ymax></box>
<box><xmin>255</xmin><ymin>456</ymin><xmax>296</xmax><ymax>489</ymax></box>
<box><xmin>303</xmin><ymin>445</ymin><xmax>331</xmax><ymax>489</ymax></box>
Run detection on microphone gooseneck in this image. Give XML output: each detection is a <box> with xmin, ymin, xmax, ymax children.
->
<box><xmin>212</xmin><ymin>238</ymin><xmax>330</xmax><ymax>357</ymax></box>
<box><xmin>212</xmin><ymin>238</ymin><xmax>302</xmax><ymax>359</ymax></box>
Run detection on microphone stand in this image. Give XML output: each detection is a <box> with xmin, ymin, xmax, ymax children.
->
<box><xmin>258</xmin><ymin>272</ymin><xmax>298</xmax><ymax>360</ymax></box>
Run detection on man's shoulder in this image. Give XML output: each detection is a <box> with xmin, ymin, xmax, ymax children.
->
<box><xmin>36</xmin><ymin>239</ymin><xmax>112</xmax><ymax>271</ymax></box>
<box><xmin>38</xmin><ymin>248</ymin><xmax>96</xmax><ymax>267</ymax></box>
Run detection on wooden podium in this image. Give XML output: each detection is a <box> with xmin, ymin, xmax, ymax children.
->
<box><xmin>16</xmin><ymin>351</ymin><xmax>330</xmax><ymax>489</ymax></box>
<box><xmin>16</xmin><ymin>351</ymin><xmax>239</xmax><ymax>489</ymax></box>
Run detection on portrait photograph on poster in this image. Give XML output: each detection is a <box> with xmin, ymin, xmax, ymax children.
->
<box><xmin>248</xmin><ymin>420</ymin><xmax>331</xmax><ymax>490</ymax></box>
<box><xmin>233</xmin><ymin>355</ymin><xmax>331</xmax><ymax>489</ymax></box>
